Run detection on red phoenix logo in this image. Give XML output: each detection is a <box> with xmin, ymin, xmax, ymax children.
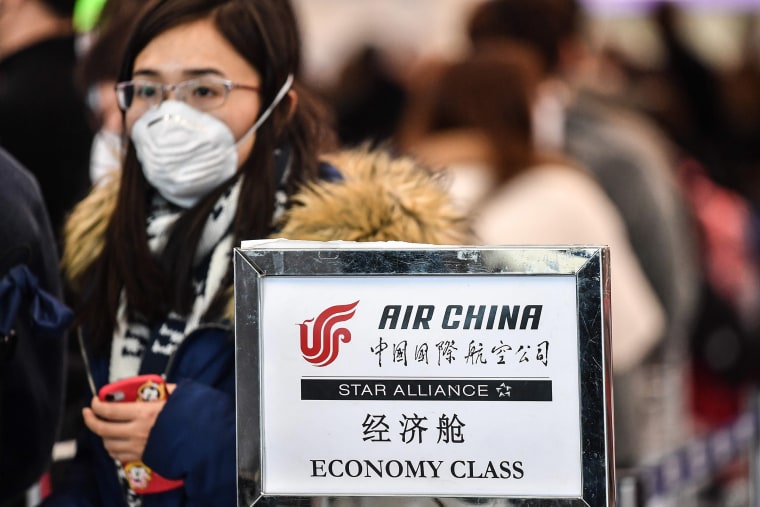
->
<box><xmin>299</xmin><ymin>301</ymin><xmax>359</xmax><ymax>367</ymax></box>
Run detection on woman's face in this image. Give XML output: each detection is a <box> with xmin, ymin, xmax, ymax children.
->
<box><xmin>125</xmin><ymin>18</ymin><xmax>262</xmax><ymax>167</ymax></box>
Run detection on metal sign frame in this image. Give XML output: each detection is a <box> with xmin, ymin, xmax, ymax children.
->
<box><xmin>234</xmin><ymin>244</ymin><xmax>614</xmax><ymax>507</ymax></box>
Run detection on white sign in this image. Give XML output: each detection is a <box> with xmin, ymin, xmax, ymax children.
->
<box><xmin>234</xmin><ymin>243</ymin><xmax>614</xmax><ymax>507</ymax></box>
<box><xmin>259</xmin><ymin>274</ymin><xmax>582</xmax><ymax>497</ymax></box>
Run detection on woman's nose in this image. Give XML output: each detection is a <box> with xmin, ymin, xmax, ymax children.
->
<box><xmin>164</xmin><ymin>84</ymin><xmax>181</xmax><ymax>102</ymax></box>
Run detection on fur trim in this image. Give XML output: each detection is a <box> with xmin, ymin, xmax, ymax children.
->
<box><xmin>61</xmin><ymin>176</ymin><xmax>119</xmax><ymax>293</ymax></box>
<box><xmin>275</xmin><ymin>147</ymin><xmax>469</xmax><ymax>244</ymax></box>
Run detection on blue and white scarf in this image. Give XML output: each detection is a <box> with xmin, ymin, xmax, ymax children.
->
<box><xmin>108</xmin><ymin>180</ymin><xmax>241</xmax><ymax>382</ymax></box>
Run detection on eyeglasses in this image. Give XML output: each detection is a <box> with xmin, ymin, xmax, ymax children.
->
<box><xmin>115</xmin><ymin>76</ymin><xmax>260</xmax><ymax>113</ymax></box>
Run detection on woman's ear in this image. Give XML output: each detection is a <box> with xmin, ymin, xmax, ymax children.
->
<box><xmin>286</xmin><ymin>90</ymin><xmax>298</xmax><ymax>119</ymax></box>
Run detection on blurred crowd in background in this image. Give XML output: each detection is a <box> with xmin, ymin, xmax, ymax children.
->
<box><xmin>2</xmin><ymin>0</ymin><xmax>760</xmax><ymax>506</ymax></box>
<box><xmin>302</xmin><ymin>6</ymin><xmax>760</xmax><ymax>501</ymax></box>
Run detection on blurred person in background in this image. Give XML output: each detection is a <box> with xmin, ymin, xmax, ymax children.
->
<box><xmin>1</xmin><ymin>147</ymin><xmax>71</xmax><ymax>507</ymax></box>
<box><xmin>648</xmin><ymin>1</ymin><xmax>756</xmax><ymax>193</ymax></box>
<box><xmin>646</xmin><ymin>2</ymin><xmax>760</xmax><ymax>468</ymax></box>
<box><xmin>320</xmin><ymin>44</ymin><xmax>408</xmax><ymax>148</ymax></box>
<box><xmin>75</xmin><ymin>0</ymin><xmax>146</xmax><ymax>187</ymax></box>
<box><xmin>0</xmin><ymin>0</ymin><xmax>94</xmax><ymax>244</ymax></box>
<box><xmin>727</xmin><ymin>14</ymin><xmax>760</xmax><ymax>207</ymax></box>
<box><xmin>463</xmin><ymin>0</ymin><xmax>701</xmax><ymax>467</ymax></box>
<box><xmin>288</xmin><ymin>0</ymin><xmax>487</xmax><ymax>150</ymax></box>
<box><xmin>396</xmin><ymin>42</ymin><xmax>664</xmax><ymax>405</ymax></box>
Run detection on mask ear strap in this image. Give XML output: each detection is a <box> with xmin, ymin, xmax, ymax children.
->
<box><xmin>236</xmin><ymin>74</ymin><xmax>295</xmax><ymax>146</ymax></box>
<box><xmin>274</xmin><ymin>144</ymin><xmax>293</xmax><ymax>186</ymax></box>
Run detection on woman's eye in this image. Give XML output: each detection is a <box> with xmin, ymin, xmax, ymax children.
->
<box><xmin>192</xmin><ymin>85</ymin><xmax>219</xmax><ymax>98</ymax></box>
<box><xmin>136</xmin><ymin>85</ymin><xmax>159</xmax><ymax>98</ymax></box>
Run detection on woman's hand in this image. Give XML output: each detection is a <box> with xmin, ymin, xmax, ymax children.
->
<box><xmin>83</xmin><ymin>383</ymin><xmax>177</xmax><ymax>463</ymax></box>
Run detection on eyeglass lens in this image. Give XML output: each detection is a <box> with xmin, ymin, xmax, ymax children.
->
<box><xmin>118</xmin><ymin>78</ymin><xmax>231</xmax><ymax>112</ymax></box>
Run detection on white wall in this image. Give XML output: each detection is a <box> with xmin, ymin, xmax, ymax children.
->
<box><xmin>291</xmin><ymin>0</ymin><xmax>486</xmax><ymax>87</ymax></box>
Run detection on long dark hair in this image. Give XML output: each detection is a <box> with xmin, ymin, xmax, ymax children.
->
<box><xmin>78</xmin><ymin>0</ymin><xmax>336</xmax><ymax>355</ymax></box>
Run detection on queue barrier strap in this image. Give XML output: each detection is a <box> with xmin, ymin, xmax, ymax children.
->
<box><xmin>621</xmin><ymin>405</ymin><xmax>758</xmax><ymax>504</ymax></box>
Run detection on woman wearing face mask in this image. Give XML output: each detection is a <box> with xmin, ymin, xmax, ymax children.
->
<box><xmin>49</xmin><ymin>1</ymin><xmax>466</xmax><ymax>507</ymax></box>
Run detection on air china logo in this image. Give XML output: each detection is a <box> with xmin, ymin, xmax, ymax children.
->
<box><xmin>299</xmin><ymin>301</ymin><xmax>359</xmax><ymax>367</ymax></box>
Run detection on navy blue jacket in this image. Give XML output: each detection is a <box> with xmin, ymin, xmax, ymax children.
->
<box><xmin>45</xmin><ymin>322</ymin><xmax>236</xmax><ymax>507</ymax></box>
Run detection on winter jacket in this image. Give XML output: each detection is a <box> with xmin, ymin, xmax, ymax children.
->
<box><xmin>0</xmin><ymin>148</ymin><xmax>68</xmax><ymax>504</ymax></box>
<box><xmin>47</xmin><ymin>148</ymin><xmax>468</xmax><ymax>507</ymax></box>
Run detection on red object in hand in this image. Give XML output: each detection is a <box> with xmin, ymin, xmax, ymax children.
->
<box><xmin>98</xmin><ymin>374</ymin><xmax>184</xmax><ymax>494</ymax></box>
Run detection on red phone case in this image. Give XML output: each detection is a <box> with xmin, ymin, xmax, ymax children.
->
<box><xmin>98</xmin><ymin>374</ymin><xmax>184</xmax><ymax>494</ymax></box>
<box><xmin>98</xmin><ymin>374</ymin><xmax>167</xmax><ymax>403</ymax></box>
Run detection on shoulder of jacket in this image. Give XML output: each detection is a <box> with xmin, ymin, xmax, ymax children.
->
<box><xmin>275</xmin><ymin>146</ymin><xmax>470</xmax><ymax>245</ymax></box>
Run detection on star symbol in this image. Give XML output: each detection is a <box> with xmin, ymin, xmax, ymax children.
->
<box><xmin>497</xmin><ymin>382</ymin><xmax>512</xmax><ymax>398</ymax></box>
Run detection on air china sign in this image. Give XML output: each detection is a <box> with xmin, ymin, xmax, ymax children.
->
<box><xmin>259</xmin><ymin>274</ymin><xmax>584</xmax><ymax>498</ymax></box>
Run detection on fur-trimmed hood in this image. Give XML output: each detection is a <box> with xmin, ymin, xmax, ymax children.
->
<box><xmin>62</xmin><ymin>147</ymin><xmax>469</xmax><ymax>315</ymax></box>
<box><xmin>274</xmin><ymin>148</ymin><xmax>468</xmax><ymax>243</ymax></box>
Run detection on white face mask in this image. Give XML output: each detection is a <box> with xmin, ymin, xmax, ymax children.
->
<box><xmin>531</xmin><ymin>81</ymin><xmax>567</xmax><ymax>152</ymax></box>
<box><xmin>130</xmin><ymin>74</ymin><xmax>293</xmax><ymax>208</ymax></box>
<box><xmin>89</xmin><ymin>129</ymin><xmax>124</xmax><ymax>186</ymax></box>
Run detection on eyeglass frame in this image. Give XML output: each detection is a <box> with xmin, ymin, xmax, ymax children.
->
<box><xmin>115</xmin><ymin>76</ymin><xmax>261</xmax><ymax>112</ymax></box>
